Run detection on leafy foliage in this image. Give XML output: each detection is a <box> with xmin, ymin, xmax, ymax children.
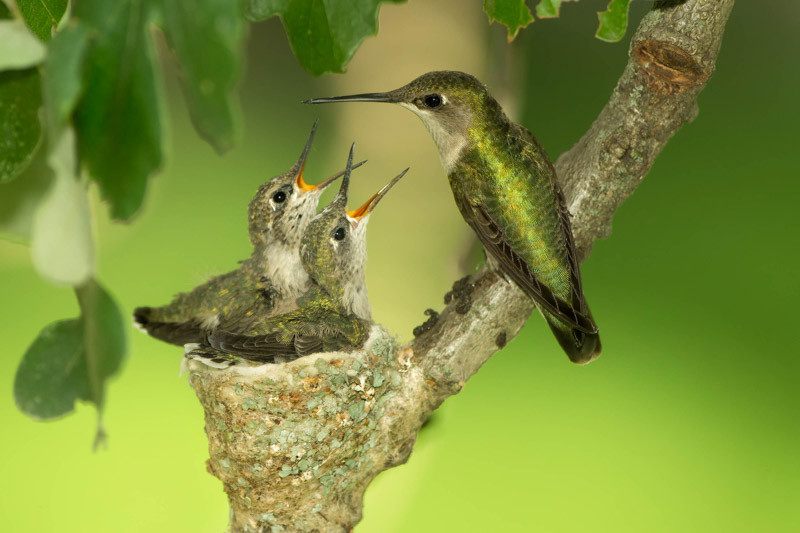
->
<box><xmin>31</xmin><ymin>128</ymin><xmax>94</xmax><ymax>285</ymax></box>
<box><xmin>535</xmin><ymin>0</ymin><xmax>577</xmax><ymax>19</ymax></box>
<box><xmin>596</xmin><ymin>0</ymin><xmax>633</xmax><ymax>42</ymax></box>
<box><xmin>0</xmin><ymin>18</ymin><xmax>46</xmax><ymax>68</ymax></box>
<box><xmin>17</xmin><ymin>0</ymin><xmax>68</xmax><ymax>41</ymax></box>
<box><xmin>0</xmin><ymin>0</ymin><xmax>251</xmax><ymax>440</ymax></box>
<box><xmin>14</xmin><ymin>318</ymin><xmax>89</xmax><ymax>419</ymax></box>
<box><xmin>159</xmin><ymin>0</ymin><xmax>244</xmax><ymax>154</ymax></box>
<box><xmin>14</xmin><ymin>279</ymin><xmax>126</xmax><ymax>427</ymax></box>
<box><xmin>42</xmin><ymin>23</ymin><xmax>89</xmax><ymax>139</ymax></box>
<box><xmin>0</xmin><ymin>68</ymin><xmax>42</xmax><ymax>183</ymax></box>
<box><xmin>483</xmin><ymin>0</ymin><xmax>534</xmax><ymax>39</ymax></box>
<box><xmin>484</xmin><ymin>0</ymin><xmax>633</xmax><ymax>42</ymax></box>
<box><xmin>75</xmin><ymin>278</ymin><xmax>128</xmax><ymax>411</ymax></box>
<box><xmin>245</xmin><ymin>0</ymin><xmax>406</xmax><ymax>75</ymax></box>
<box><xmin>72</xmin><ymin>0</ymin><xmax>163</xmax><ymax>221</ymax></box>
<box><xmin>0</xmin><ymin>146</ymin><xmax>53</xmax><ymax>243</ymax></box>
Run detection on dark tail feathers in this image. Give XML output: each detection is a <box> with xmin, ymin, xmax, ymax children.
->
<box><xmin>133</xmin><ymin>307</ymin><xmax>206</xmax><ymax>347</ymax></box>
<box><xmin>543</xmin><ymin>310</ymin><xmax>602</xmax><ymax>364</ymax></box>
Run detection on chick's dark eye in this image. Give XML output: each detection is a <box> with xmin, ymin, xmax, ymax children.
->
<box><xmin>334</xmin><ymin>227</ymin><xmax>346</xmax><ymax>241</ymax></box>
<box><xmin>272</xmin><ymin>191</ymin><xmax>286</xmax><ymax>203</ymax></box>
<box><xmin>424</xmin><ymin>94</ymin><xmax>442</xmax><ymax>109</ymax></box>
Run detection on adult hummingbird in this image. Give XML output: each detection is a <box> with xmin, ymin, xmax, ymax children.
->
<box><xmin>306</xmin><ymin>71</ymin><xmax>600</xmax><ymax>363</ymax></box>
<box><xmin>133</xmin><ymin>121</ymin><xmax>364</xmax><ymax>346</ymax></box>
<box><xmin>195</xmin><ymin>145</ymin><xmax>408</xmax><ymax>364</ymax></box>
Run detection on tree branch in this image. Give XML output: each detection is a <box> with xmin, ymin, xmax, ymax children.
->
<box><xmin>187</xmin><ymin>1</ymin><xmax>735</xmax><ymax>531</ymax></box>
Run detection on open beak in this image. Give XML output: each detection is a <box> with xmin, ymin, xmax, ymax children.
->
<box><xmin>347</xmin><ymin>168</ymin><xmax>409</xmax><ymax>225</ymax></box>
<box><xmin>330</xmin><ymin>144</ymin><xmax>356</xmax><ymax>210</ymax></box>
<box><xmin>303</xmin><ymin>92</ymin><xmax>398</xmax><ymax>105</ymax></box>
<box><xmin>293</xmin><ymin>120</ymin><xmax>365</xmax><ymax>193</ymax></box>
<box><xmin>296</xmin><ymin>159</ymin><xmax>367</xmax><ymax>194</ymax></box>
<box><xmin>292</xmin><ymin>119</ymin><xmax>318</xmax><ymax>192</ymax></box>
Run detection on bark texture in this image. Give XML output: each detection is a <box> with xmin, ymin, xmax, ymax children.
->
<box><xmin>188</xmin><ymin>1</ymin><xmax>735</xmax><ymax>530</ymax></box>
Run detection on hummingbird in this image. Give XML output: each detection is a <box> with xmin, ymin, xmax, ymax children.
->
<box><xmin>305</xmin><ymin>71</ymin><xmax>600</xmax><ymax>363</ymax></box>
<box><xmin>193</xmin><ymin>145</ymin><xmax>408</xmax><ymax>364</ymax></box>
<box><xmin>133</xmin><ymin>121</ymin><xmax>364</xmax><ymax>346</ymax></box>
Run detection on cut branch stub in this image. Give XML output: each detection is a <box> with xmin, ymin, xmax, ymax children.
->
<box><xmin>633</xmin><ymin>40</ymin><xmax>709</xmax><ymax>94</ymax></box>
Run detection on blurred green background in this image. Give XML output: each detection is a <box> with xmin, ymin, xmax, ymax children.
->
<box><xmin>1</xmin><ymin>0</ymin><xmax>798</xmax><ymax>531</ymax></box>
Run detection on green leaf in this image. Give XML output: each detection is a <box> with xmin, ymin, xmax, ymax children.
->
<box><xmin>535</xmin><ymin>0</ymin><xmax>577</xmax><ymax>19</ymax></box>
<box><xmin>14</xmin><ymin>318</ymin><xmax>90</xmax><ymax>419</ymax></box>
<box><xmin>483</xmin><ymin>0</ymin><xmax>534</xmax><ymax>40</ymax></box>
<box><xmin>16</xmin><ymin>0</ymin><xmax>68</xmax><ymax>41</ymax></box>
<box><xmin>76</xmin><ymin>278</ymin><xmax>127</xmax><ymax>409</ymax></box>
<box><xmin>246</xmin><ymin>0</ymin><xmax>406</xmax><ymax>76</ymax></box>
<box><xmin>31</xmin><ymin>127</ymin><xmax>94</xmax><ymax>285</ymax></box>
<box><xmin>0</xmin><ymin>68</ymin><xmax>43</xmax><ymax>183</ymax></box>
<box><xmin>42</xmin><ymin>23</ymin><xmax>89</xmax><ymax>140</ymax></box>
<box><xmin>0</xmin><ymin>19</ymin><xmax>46</xmax><ymax>68</ymax></box>
<box><xmin>14</xmin><ymin>279</ymin><xmax>126</xmax><ymax>423</ymax></box>
<box><xmin>244</xmin><ymin>0</ymin><xmax>286</xmax><ymax>20</ymax></box>
<box><xmin>596</xmin><ymin>0</ymin><xmax>632</xmax><ymax>42</ymax></box>
<box><xmin>0</xmin><ymin>140</ymin><xmax>53</xmax><ymax>243</ymax></box>
<box><xmin>159</xmin><ymin>0</ymin><xmax>244</xmax><ymax>154</ymax></box>
<box><xmin>73</xmin><ymin>0</ymin><xmax>163</xmax><ymax>220</ymax></box>
<box><xmin>0</xmin><ymin>1</ymin><xmax>12</xmax><ymax>19</ymax></box>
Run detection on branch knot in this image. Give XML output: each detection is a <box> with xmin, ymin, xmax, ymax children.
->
<box><xmin>633</xmin><ymin>39</ymin><xmax>709</xmax><ymax>94</ymax></box>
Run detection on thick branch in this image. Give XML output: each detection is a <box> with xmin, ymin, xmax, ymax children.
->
<box><xmin>188</xmin><ymin>1</ymin><xmax>735</xmax><ymax>531</ymax></box>
<box><xmin>558</xmin><ymin>0</ymin><xmax>735</xmax><ymax>261</ymax></box>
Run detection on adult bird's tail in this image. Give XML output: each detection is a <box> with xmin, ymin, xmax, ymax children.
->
<box><xmin>542</xmin><ymin>310</ymin><xmax>602</xmax><ymax>364</ymax></box>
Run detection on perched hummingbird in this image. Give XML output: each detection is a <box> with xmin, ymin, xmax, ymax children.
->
<box><xmin>196</xmin><ymin>145</ymin><xmax>408</xmax><ymax>363</ymax></box>
<box><xmin>306</xmin><ymin>71</ymin><xmax>600</xmax><ymax>363</ymax></box>
<box><xmin>133</xmin><ymin>121</ymin><xmax>364</xmax><ymax>346</ymax></box>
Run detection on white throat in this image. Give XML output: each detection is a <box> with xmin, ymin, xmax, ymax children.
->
<box><xmin>342</xmin><ymin>221</ymin><xmax>371</xmax><ymax>320</ymax></box>
<box><xmin>262</xmin><ymin>241</ymin><xmax>309</xmax><ymax>297</ymax></box>
<box><xmin>401</xmin><ymin>102</ymin><xmax>468</xmax><ymax>174</ymax></box>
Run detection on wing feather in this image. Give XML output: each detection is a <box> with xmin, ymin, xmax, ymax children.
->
<box><xmin>458</xmin><ymin>198</ymin><xmax>597</xmax><ymax>334</ymax></box>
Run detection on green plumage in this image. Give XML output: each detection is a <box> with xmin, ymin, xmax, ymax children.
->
<box><xmin>134</xmin><ymin>263</ymin><xmax>275</xmax><ymax>346</ymax></box>
<box><xmin>207</xmin><ymin>285</ymin><xmax>369</xmax><ymax>360</ymax></box>
<box><xmin>452</xmin><ymin>116</ymin><xmax>600</xmax><ymax>362</ymax></box>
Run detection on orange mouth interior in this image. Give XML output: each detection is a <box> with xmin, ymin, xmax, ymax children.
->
<box><xmin>347</xmin><ymin>193</ymin><xmax>379</xmax><ymax>220</ymax></box>
<box><xmin>295</xmin><ymin>166</ymin><xmax>316</xmax><ymax>192</ymax></box>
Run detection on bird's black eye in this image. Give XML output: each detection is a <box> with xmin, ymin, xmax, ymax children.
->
<box><xmin>334</xmin><ymin>227</ymin><xmax>346</xmax><ymax>241</ymax></box>
<box><xmin>272</xmin><ymin>191</ymin><xmax>287</xmax><ymax>203</ymax></box>
<box><xmin>423</xmin><ymin>94</ymin><xmax>442</xmax><ymax>109</ymax></box>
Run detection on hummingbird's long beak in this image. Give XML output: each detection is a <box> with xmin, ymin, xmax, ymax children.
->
<box><xmin>348</xmin><ymin>168</ymin><xmax>409</xmax><ymax>224</ymax></box>
<box><xmin>330</xmin><ymin>144</ymin><xmax>356</xmax><ymax>208</ymax></box>
<box><xmin>292</xmin><ymin>119</ymin><xmax>318</xmax><ymax>191</ymax></box>
<box><xmin>303</xmin><ymin>92</ymin><xmax>398</xmax><ymax>105</ymax></box>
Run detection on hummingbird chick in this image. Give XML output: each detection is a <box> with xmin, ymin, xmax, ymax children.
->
<box><xmin>306</xmin><ymin>71</ymin><xmax>601</xmax><ymax>363</ymax></box>
<box><xmin>133</xmin><ymin>121</ymin><xmax>364</xmax><ymax>346</ymax></box>
<box><xmin>194</xmin><ymin>145</ymin><xmax>408</xmax><ymax>365</ymax></box>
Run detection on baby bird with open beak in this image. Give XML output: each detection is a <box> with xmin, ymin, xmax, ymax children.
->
<box><xmin>195</xmin><ymin>145</ymin><xmax>408</xmax><ymax>364</ymax></box>
<box><xmin>134</xmin><ymin>121</ymin><xmax>364</xmax><ymax>346</ymax></box>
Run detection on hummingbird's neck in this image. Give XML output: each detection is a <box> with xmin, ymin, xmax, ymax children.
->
<box><xmin>308</xmin><ymin>223</ymin><xmax>372</xmax><ymax>321</ymax></box>
<box><xmin>401</xmin><ymin>101</ymin><xmax>471</xmax><ymax>174</ymax></box>
<box><xmin>259</xmin><ymin>241</ymin><xmax>310</xmax><ymax>297</ymax></box>
<box><xmin>337</xmin><ymin>222</ymin><xmax>371</xmax><ymax>320</ymax></box>
<box><xmin>405</xmin><ymin>94</ymin><xmax>512</xmax><ymax>175</ymax></box>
